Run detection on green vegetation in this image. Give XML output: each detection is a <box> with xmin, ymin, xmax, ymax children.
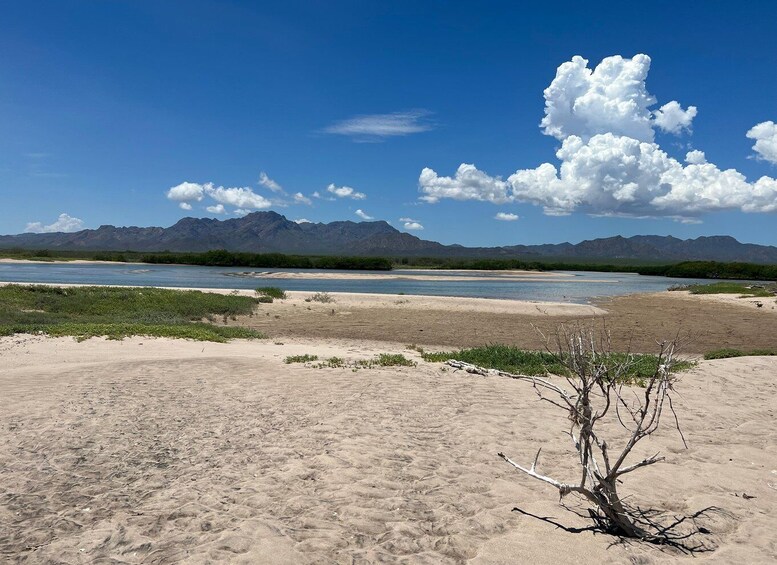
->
<box><xmin>141</xmin><ymin>250</ymin><xmax>393</xmax><ymax>270</ymax></box>
<box><xmin>284</xmin><ymin>354</ymin><xmax>319</xmax><ymax>364</ymax></box>
<box><xmin>703</xmin><ymin>348</ymin><xmax>777</xmax><ymax>360</ymax></box>
<box><xmin>635</xmin><ymin>261</ymin><xmax>777</xmax><ymax>281</ymax></box>
<box><xmin>0</xmin><ymin>248</ymin><xmax>393</xmax><ymax>270</ymax></box>
<box><xmin>401</xmin><ymin>257</ymin><xmax>777</xmax><ymax>281</ymax></box>
<box><xmin>0</xmin><ymin>284</ymin><xmax>265</xmax><ymax>342</ymax></box>
<box><xmin>255</xmin><ymin>286</ymin><xmax>287</xmax><ymax>300</ymax></box>
<box><xmin>669</xmin><ymin>281</ymin><xmax>776</xmax><ymax>297</ymax></box>
<box><xmin>306</xmin><ymin>292</ymin><xmax>335</xmax><ymax>303</ymax></box>
<box><xmin>356</xmin><ymin>353</ymin><xmax>416</xmax><ymax>368</ymax></box>
<box><xmin>299</xmin><ymin>353</ymin><xmax>417</xmax><ymax>369</ymax></box>
<box><xmin>422</xmin><ymin>344</ymin><xmax>694</xmax><ymax>383</ymax></box>
<box><xmin>317</xmin><ymin>356</ymin><xmax>346</xmax><ymax>368</ymax></box>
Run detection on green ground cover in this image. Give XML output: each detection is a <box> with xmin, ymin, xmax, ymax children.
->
<box><xmin>255</xmin><ymin>286</ymin><xmax>288</xmax><ymax>300</ymax></box>
<box><xmin>0</xmin><ymin>284</ymin><xmax>265</xmax><ymax>342</ymax></box>
<box><xmin>704</xmin><ymin>348</ymin><xmax>777</xmax><ymax>360</ymax></box>
<box><xmin>422</xmin><ymin>344</ymin><xmax>694</xmax><ymax>383</ymax></box>
<box><xmin>675</xmin><ymin>281</ymin><xmax>776</xmax><ymax>297</ymax></box>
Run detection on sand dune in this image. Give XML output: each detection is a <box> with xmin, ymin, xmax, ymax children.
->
<box><xmin>1</xmin><ymin>335</ymin><xmax>775</xmax><ymax>563</ymax></box>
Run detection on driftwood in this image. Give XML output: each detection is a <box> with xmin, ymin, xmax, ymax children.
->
<box><xmin>447</xmin><ymin>328</ymin><xmax>685</xmax><ymax>541</ymax></box>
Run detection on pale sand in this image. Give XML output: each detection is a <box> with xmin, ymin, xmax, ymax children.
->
<box><xmin>276</xmin><ymin>291</ymin><xmax>607</xmax><ymax>316</ymax></box>
<box><xmin>1</xmin><ymin>335</ymin><xmax>775</xmax><ymax>563</ymax></box>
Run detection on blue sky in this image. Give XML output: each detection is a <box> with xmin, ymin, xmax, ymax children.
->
<box><xmin>2</xmin><ymin>0</ymin><xmax>777</xmax><ymax>246</ymax></box>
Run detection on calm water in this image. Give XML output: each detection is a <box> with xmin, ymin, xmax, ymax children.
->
<box><xmin>0</xmin><ymin>262</ymin><xmax>724</xmax><ymax>303</ymax></box>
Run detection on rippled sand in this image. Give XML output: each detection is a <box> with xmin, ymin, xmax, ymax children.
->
<box><xmin>1</xmin><ymin>335</ymin><xmax>776</xmax><ymax>563</ymax></box>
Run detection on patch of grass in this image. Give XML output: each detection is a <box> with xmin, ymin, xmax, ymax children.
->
<box><xmin>704</xmin><ymin>348</ymin><xmax>777</xmax><ymax>360</ymax></box>
<box><xmin>0</xmin><ymin>284</ymin><xmax>265</xmax><ymax>342</ymax></box>
<box><xmin>316</xmin><ymin>356</ymin><xmax>345</xmax><ymax>368</ymax></box>
<box><xmin>284</xmin><ymin>354</ymin><xmax>319</xmax><ymax>364</ymax></box>
<box><xmin>423</xmin><ymin>345</ymin><xmax>567</xmax><ymax>376</ymax></box>
<box><xmin>255</xmin><ymin>286</ymin><xmax>287</xmax><ymax>300</ymax></box>
<box><xmin>306</xmin><ymin>292</ymin><xmax>335</xmax><ymax>303</ymax></box>
<box><xmin>681</xmin><ymin>282</ymin><xmax>775</xmax><ymax>297</ymax></box>
<box><xmin>374</xmin><ymin>353</ymin><xmax>416</xmax><ymax>367</ymax></box>
<box><xmin>357</xmin><ymin>353</ymin><xmax>417</xmax><ymax>368</ymax></box>
<box><xmin>422</xmin><ymin>344</ymin><xmax>694</xmax><ymax>383</ymax></box>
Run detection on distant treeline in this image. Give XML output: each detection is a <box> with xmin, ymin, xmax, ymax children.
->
<box><xmin>402</xmin><ymin>256</ymin><xmax>777</xmax><ymax>280</ymax></box>
<box><xmin>2</xmin><ymin>248</ymin><xmax>777</xmax><ymax>280</ymax></box>
<box><xmin>136</xmin><ymin>250</ymin><xmax>393</xmax><ymax>270</ymax></box>
<box><xmin>634</xmin><ymin>261</ymin><xmax>777</xmax><ymax>281</ymax></box>
<box><xmin>0</xmin><ymin>248</ymin><xmax>392</xmax><ymax>270</ymax></box>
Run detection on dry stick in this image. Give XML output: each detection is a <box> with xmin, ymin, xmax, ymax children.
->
<box><xmin>447</xmin><ymin>336</ymin><xmax>683</xmax><ymax>540</ymax></box>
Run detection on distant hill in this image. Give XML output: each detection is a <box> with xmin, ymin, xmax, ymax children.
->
<box><xmin>2</xmin><ymin>211</ymin><xmax>777</xmax><ymax>264</ymax></box>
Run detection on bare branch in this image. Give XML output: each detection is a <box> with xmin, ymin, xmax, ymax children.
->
<box><xmin>481</xmin><ymin>324</ymin><xmax>690</xmax><ymax>540</ymax></box>
<box><xmin>614</xmin><ymin>453</ymin><xmax>665</xmax><ymax>478</ymax></box>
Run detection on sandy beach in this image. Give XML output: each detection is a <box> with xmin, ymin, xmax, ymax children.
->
<box><xmin>1</xmin><ymin>287</ymin><xmax>776</xmax><ymax>563</ymax></box>
<box><xmin>1</xmin><ymin>333</ymin><xmax>776</xmax><ymax>564</ymax></box>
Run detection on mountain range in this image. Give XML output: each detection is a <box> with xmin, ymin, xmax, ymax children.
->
<box><xmin>2</xmin><ymin>211</ymin><xmax>777</xmax><ymax>263</ymax></box>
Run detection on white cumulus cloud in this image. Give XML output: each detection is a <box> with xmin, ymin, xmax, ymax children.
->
<box><xmin>294</xmin><ymin>218</ymin><xmax>312</xmax><ymax>224</ymax></box>
<box><xmin>495</xmin><ymin>212</ymin><xmax>519</xmax><ymax>221</ymax></box>
<box><xmin>208</xmin><ymin>186</ymin><xmax>272</xmax><ymax>209</ymax></box>
<box><xmin>509</xmin><ymin>133</ymin><xmax>777</xmax><ymax>216</ymax></box>
<box><xmin>167</xmin><ymin>181</ymin><xmax>206</xmax><ymax>203</ymax></box>
<box><xmin>541</xmin><ymin>54</ymin><xmax>657</xmax><ymax>142</ymax></box>
<box><xmin>355</xmin><ymin>209</ymin><xmax>374</xmax><ymax>220</ymax></box>
<box><xmin>206</xmin><ymin>204</ymin><xmax>226</xmax><ymax>214</ymax></box>
<box><xmin>747</xmin><ymin>121</ymin><xmax>777</xmax><ymax>165</ymax></box>
<box><xmin>685</xmin><ymin>150</ymin><xmax>707</xmax><ymax>165</ymax></box>
<box><xmin>403</xmin><ymin>221</ymin><xmax>424</xmax><ymax>230</ymax></box>
<box><xmin>419</xmin><ymin>164</ymin><xmax>511</xmax><ymax>204</ymax></box>
<box><xmin>167</xmin><ymin>181</ymin><xmax>272</xmax><ymax>213</ymax></box>
<box><xmin>653</xmin><ymin>101</ymin><xmax>697</xmax><ymax>134</ymax></box>
<box><xmin>258</xmin><ymin>172</ymin><xmax>285</xmax><ymax>193</ymax></box>
<box><xmin>25</xmin><ymin>213</ymin><xmax>85</xmax><ymax>233</ymax></box>
<box><xmin>327</xmin><ymin>183</ymin><xmax>366</xmax><ymax>200</ymax></box>
<box><xmin>419</xmin><ymin>54</ymin><xmax>777</xmax><ymax>219</ymax></box>
<box><xmin>324</xmin><ymin>110</ymin><xmax>433</xmax><ymax>141</ymax></box>
<box><xmin>541</xmin><ymin>54</ymin><xmax>696</xmax><ymax>142</ymax></box>
<box><xmin>293</xmin><ymin>192</ymin><xmax>312</xmax><ymax>205</ymax></box>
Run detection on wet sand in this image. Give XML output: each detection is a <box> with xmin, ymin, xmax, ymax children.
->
<box><xmin>233</xmin><ymin>290</ymin><xmax>777</xmax><ymax>354</ymax></box>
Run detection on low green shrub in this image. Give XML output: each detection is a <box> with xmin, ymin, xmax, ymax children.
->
<box><xmin>704</xmin><ymin>348</ymin><xmax>777</xmax><ymax>360</ymax></box>
<box><xmin>285</xmin><ymin>354</ymin><xmax>319</xmax><ymax>364</ymax></box>
<box><xmin>684</xmin><ymin>282</ymin><xmax>775</xmax><ymax>297</ymax></box>
<box><xmin>423</xmin><ymin>344</ymin><xmax>694</xmax><ymax>383</ymax></box>
<box><xmin>255</xmin><ymin>287</ymin><xmax>287</xmax><ymax>299</ymax></box>
<box><xmin>0</xmin><ymin>284</ymin><xmax>264</xmax><ymax>342</ymax></box>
